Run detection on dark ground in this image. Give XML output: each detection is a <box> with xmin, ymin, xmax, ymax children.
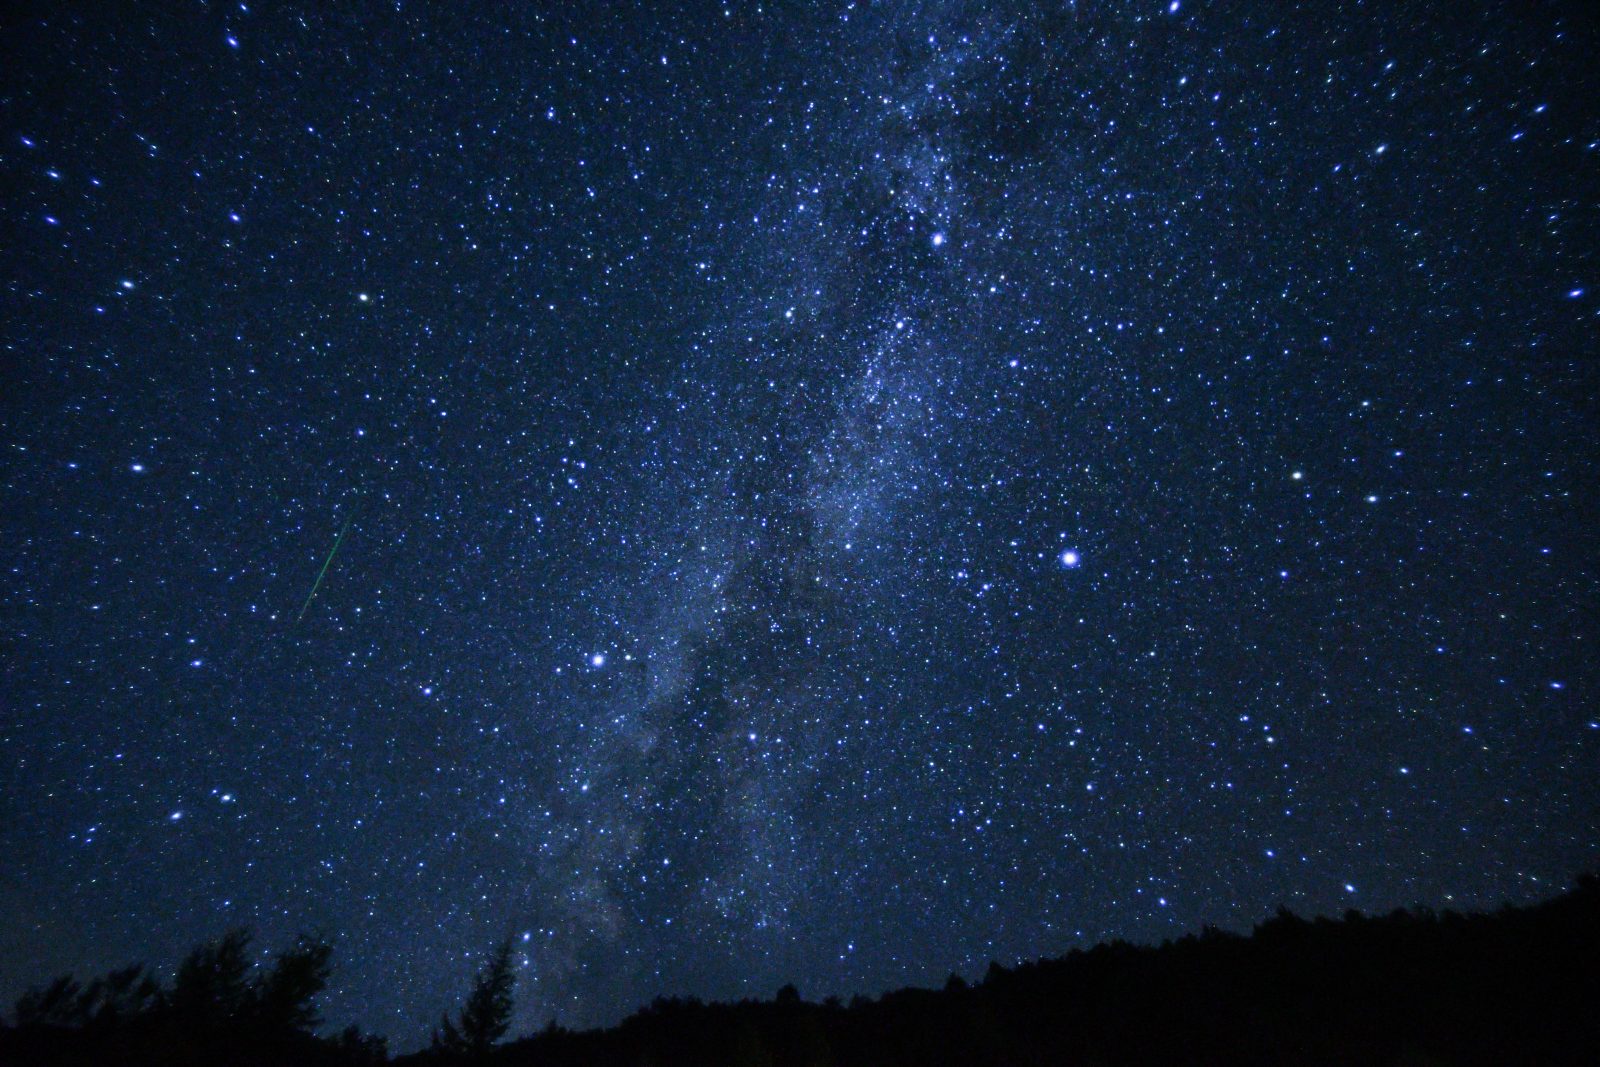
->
<box><xmin>6</xmin><ymin>873</ymin><xmax>1597</xmax><ymax>1066</ymax></box>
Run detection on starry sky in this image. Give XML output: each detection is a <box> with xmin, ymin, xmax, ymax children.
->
<box><xmin>3</xmin><ymin>0</ymin><xmax>1598</xmax><ymax>1049</ymax></box>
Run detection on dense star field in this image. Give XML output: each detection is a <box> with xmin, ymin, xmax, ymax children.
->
<box><xmin>3</xmin><ymin>0</ymin><xmax>1597</xmax><ymax>1048</ymax></box>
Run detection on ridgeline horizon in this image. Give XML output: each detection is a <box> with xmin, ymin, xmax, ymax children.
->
<box><xmin>5</xmin><ymin>870</ymin><xmax>1597</xmax><ymax>1065</ymax></box>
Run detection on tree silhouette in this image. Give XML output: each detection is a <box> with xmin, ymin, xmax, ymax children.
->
<box><xmin>170</xmin><ymin>927</ymin><xmax>254</xmax><ymax>1024</ymax></box>
<box><xmin>6</xmin><ymin>928</ymin><xmax>345</xmax><ymax>1066</ymax></box>
<box><xmin>14</xmin><ymin>975</ymin><xmax>89</xmax><ymax>1028</ymax></box>
<box><xmin>433</xmin><ymin>938</ymin><xmax>516</xmax><ymax>1059</ymax></box>
<box><xmin>15</xmin><ymin>964</ymin><xmax>159</xmax><ymax>1031</ymax></box>
<box><xmin>4</xmin><ymin>874</ymin><xmax>1598</xmax><ymax>1065</ymax></box>
<box><xmin>253</xmin><ymin>934</ymin><xmax>334</xmax><ymax>1032</ymax></box>
<box><xmin>334</xmin><ymin>1023</ymin><xmax>391</xmax><ymax>1064</ymax></box>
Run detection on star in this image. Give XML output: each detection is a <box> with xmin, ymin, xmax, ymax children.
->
<box><xmin>4</xmin><ymin>2</ymin><xmax>1591</xmax><ymax>1049</ymax></box>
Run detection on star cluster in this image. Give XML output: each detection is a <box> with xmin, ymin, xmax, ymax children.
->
<box><xmin>2</xmin><ymin>0</ymin><xmax>1597</xmax><ymax>1048</ymax></box>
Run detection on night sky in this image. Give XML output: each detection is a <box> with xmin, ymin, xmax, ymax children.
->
<box><xmin>3</xmin><ymin>0</ymin><xmax>1598</xmax><ymax>1049</ymax></box>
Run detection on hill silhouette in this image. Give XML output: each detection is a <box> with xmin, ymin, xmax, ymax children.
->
<box><xmin>5</xmin><ymin>874</ymin><xmax>1596</xmax><ymax>1066</ymax></box>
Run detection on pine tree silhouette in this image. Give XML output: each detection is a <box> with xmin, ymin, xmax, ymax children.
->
<box><xmin>6</xmin><ymin>928</ymin><xmax>344</xmax><ymax>1065</ymax></box>
<box><xmin>252</xmin><ymin>935</ymin><xmax>334</xmax><ymax>1032</ymax></box>
<box><xmin>170</xmin><ymin>927</ymin><xmax>254</xmax><ymax>1025</ymax></box>
<box><xmin>433</xmin><ymin>938</ymin><xmax>516</xmax><ymax>1059</ymax></box>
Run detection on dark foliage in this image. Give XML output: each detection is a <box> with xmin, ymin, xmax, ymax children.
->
<box><xmin>0</xmin><ymin>929</ymin><xmax>381</xmax><ymax>1067</ymax></box>
<box><xmin>254</xmin><ymin>936</ymin><xmax>336</xmax><ymax>1033</ymax></box>
<box><xmin>418</xmin><ymin>873</ymin><xmax>1600</xmax><ymax>1067</ymax></box>
<box><xmin>5</xmin><ymin>875</ymin><xmax>1597</xmax><ymax>1066</ymax></box>
<box><xmin>429</xmin><ymin>939</ymin><xmax>516</xmax><ymax>1061</ymax></box>
<box><xmin>13</xmin><ymin>964</ymin><xmax>161</xmax><ymax>1031</ymax></box>
<box><xmin>169</xmin><ymin>928</ymin><xmax>254</xmax><ymax>1025</ymax></box>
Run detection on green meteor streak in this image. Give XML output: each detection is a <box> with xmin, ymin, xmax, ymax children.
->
<box><xmin>298</xmin><ymin>511</ymin><xmax>356</xmax><ymax>621</ymax></box>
